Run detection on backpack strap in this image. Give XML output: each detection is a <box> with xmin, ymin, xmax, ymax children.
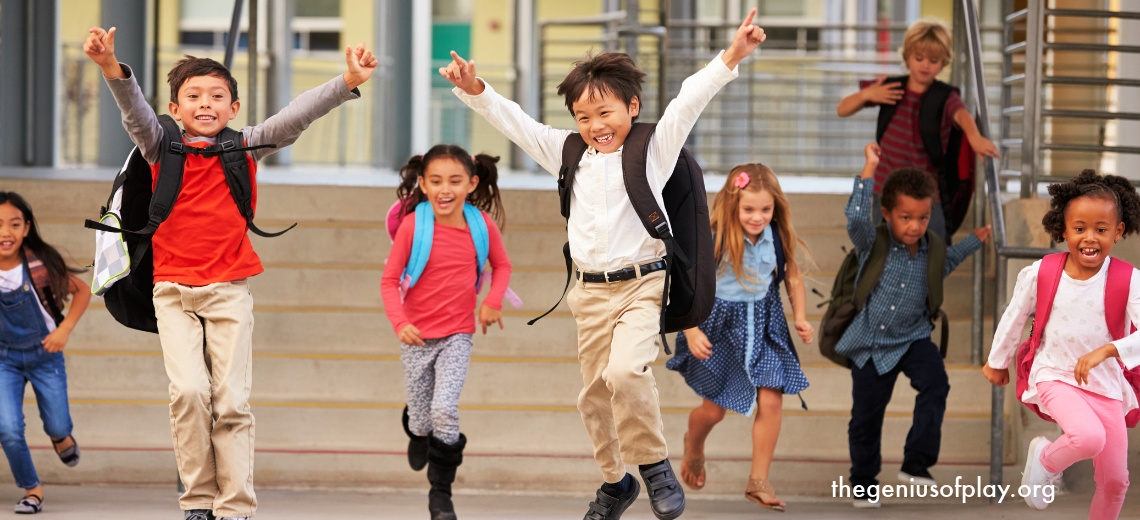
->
<box><xmin>22</xmin><ymin>248</ymin><xmax>65</xmax><ymax>326</ymax></box>
<box><xmin>620</xmin><ymin>123</ymin><xmax>681</xmax><ymax>353</ymax></box>
<box><xmin>771</xmin><ymin>226</ymin><xmax>786</xmax><ymax>286</ymax></box>
<box><xmin>528</xmin><ymin>134</ymin><xmax>590</xmax><ymax>327</ymax></box>
<box><xmin>403</xmin><ymin>202</ymin><xmax>436</xmax><ymax>288</ymax></box>
<box><xmin>1105</xmin><ymin>257</ymin><xmax>1136</xmax><ymax>339</ymax></box>
<box><xmin>853</xmin><ymin>223</ymin><xmax>891</xmax><ymax>310</ymax></box>
<box><xmin>464</xmin><ymin>204</ymin><xmax>490</xmax><ymax>288</ymax></box>
<box><xmin>924</xmin><ymin>230</ymin><xmax>949</xmax><ymax>357</ymax></box>
<box><xmin>874</xmin><ymin>75</ymin><xmax>911</xmax><ymax>143</ymax></box>
<box><xmin>1033</xmin><ymin>253</ymin><xmax>1069</xmax><ymax>343</ymax></box>
<box><xmin>214</xmin><ymin>127</ymin><xmax>295</xmax><ymax>238</ymax></box>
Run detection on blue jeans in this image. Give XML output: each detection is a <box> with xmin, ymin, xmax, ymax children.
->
<box><xmin>0</xmin><ymin>345</ymin><xmax>73</xmax><ymax>489</ymax></box>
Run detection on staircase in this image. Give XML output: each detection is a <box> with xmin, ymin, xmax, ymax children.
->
<box><xmin>0</xmin><ymin>172</ymin><xmax>1022</xmax><ymax>497</ymax></box>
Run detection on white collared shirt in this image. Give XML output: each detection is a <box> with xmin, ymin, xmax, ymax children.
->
<box><xmin>454</xmin><ymin>52</ymin><xmax>738</xmax><ymax>272</ymax></box>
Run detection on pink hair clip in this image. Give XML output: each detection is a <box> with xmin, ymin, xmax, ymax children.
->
<box><xmin>733</xmin><ymin>171</ymin><xmax>750</xmax><ymax>189</ymax></box>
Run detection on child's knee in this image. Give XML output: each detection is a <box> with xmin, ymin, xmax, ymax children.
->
<box><xmin>169</xmin><ymin>379</ymin><xmax>211</xmax><ymax>407</ymax></box>
<box><xmin>1096</xmin><ymin>471</ymin><xmax>1129</xmax><ymax>498</ymax></box>
<box><xmin>0</xmin><ymin>418</ymin><xmax>24</xmax><ymax>445</ymax></box>
<box><xmin>756</xmin><ymin>395</ymin><xmax>783</xmax><ymax>417</ymax></box>
<box><xmin>604</xmin><ymin>363</ymin><xmax>652</xmax><ymax>395</ymax></box>
<box><xmin>1067</xmin><ymin>428</ymin><xmax>1106</xmax><ymax>456</ymax></box>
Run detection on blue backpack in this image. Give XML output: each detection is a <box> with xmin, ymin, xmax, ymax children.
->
<box><xmin>401</xmin><ymin>201</ymin><xmax>489</xmax><ymax>290</ymax></box>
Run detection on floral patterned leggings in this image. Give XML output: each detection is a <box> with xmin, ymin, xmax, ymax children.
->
<box><xmin>401</xmin><ymin>333</ymin><xmax>474</xmax><ymax>444</ymax></box>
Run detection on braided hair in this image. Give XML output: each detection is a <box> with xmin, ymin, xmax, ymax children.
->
<box><xmin>1041</xmin><ymin>169</ymin><xmax>1140</xmax><ymax>243</ymax></box>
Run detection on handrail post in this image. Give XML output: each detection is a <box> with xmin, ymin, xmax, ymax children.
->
<box><xmin>1021</xmin><ymin>1</ymin><xmax>1045</xmax><ymax>197</ymax></box>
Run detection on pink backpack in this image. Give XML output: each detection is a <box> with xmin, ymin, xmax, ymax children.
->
<box><xmin>1015</xmin><ymin>253</ymin><xmax>1140</xmax><ymax>427</ymax></box>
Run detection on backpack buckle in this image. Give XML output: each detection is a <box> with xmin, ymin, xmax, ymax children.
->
<box><xmin>169</xmin><ymin>142</ymin><xmax>184</xmax><ymax>154</ymax></box>
<box><xmin>654</xmin><ymin>221</ymin><xmax>671</xmax><ymax>239</ymax></box>
<box><xmin>220</xmin><ymin>140</ymin><xmax>236</xmax><ymax>151</ymax></box>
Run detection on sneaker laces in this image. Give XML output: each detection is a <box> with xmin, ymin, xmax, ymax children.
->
<box><xmin>1043</xmin><ymin>471</ymin><xmax>1062</xmax><ymax>488</ymax></box>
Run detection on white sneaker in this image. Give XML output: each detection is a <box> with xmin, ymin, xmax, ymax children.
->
<box><xmin>1021</xmin><ymin>436</ymin><xmax>1061</xmax><ymax>510</ymax></box>
<box><xmin>852</xmin><ymin>498</ymin><xmax>881</xmax><ymax>509</ymax></box>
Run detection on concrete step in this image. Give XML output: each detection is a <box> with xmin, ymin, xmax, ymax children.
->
<box><xmin>25</xmin><ymin>403</ymin><xmax>1009</xmax><ymax>467</ymax></box>
<box><xmin>69</xmin><ymin>305</ymin><xmax>999</xmax><ymax>368</ymax></box>
<box><xmin>62</xmin><ymin>351</ymin><xmax>1003</xmax><ymax>415</ymax></box>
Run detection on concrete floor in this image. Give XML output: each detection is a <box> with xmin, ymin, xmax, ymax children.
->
<box><xmin>5</xmin><ymin>485</ymin><xmax>1134</xmax><ymax>519</ymax></box>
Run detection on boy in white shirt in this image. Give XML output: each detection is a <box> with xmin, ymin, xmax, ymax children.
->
<box><xmin>441</xmin><ymin>9</ymin><xmax>767</xmax><ymax>520</ymax></box>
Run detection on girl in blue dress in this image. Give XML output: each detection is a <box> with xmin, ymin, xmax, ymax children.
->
<box><xmin>667</xmin><ymin>164</ymin><xmax>812</xmax><ymax>511</ymax></box>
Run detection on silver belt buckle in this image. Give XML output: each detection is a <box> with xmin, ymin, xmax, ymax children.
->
<box><xmin>603</xmin><ymin>270</ymin><xmax>612</xmax><ymax>283</ymax></box>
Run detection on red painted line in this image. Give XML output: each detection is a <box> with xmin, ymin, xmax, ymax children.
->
<box><xmin>25</xmin><ymin>445</ymin><xmax>1016</xmax><ymax>466</ymax></box>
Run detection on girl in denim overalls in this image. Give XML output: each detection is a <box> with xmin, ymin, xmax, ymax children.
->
<box><xmin>0</xmin><ymin>192</ymin><xmax>90</xmax><ymax>514</ymax></box>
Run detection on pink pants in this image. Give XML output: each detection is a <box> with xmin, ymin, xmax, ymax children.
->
<box><xmin>1036</xmin><ymin>381</ymin><xmax>1130</xmax><ymax>520</ymax></box>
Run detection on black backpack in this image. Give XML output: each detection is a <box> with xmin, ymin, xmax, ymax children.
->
<box><xmin>527</xmin><ymin>123</ymin><xmax>716</xmax><ymax>352</ymax></box>
<box><xmin>876</xmin><ymin>76</ymin><xmax>976</xmax><ymax>235</ymax></box>
<box><xmin>84</xmin><ymin>115</ymin><xmax>294</xmax><ymax>333</ymax></box>
<box><xmin>817</xmin><ymin>223</ymin><xmax>949</xmax><ymax>368</ymax></box>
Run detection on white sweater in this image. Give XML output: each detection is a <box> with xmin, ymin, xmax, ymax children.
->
<box><xmin>988</xmin><ymin>258</ymin><xmax>1140</xmax><ymax>418</ymax></box>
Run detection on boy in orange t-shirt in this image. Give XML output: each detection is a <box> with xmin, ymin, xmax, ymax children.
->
<box><xmin>85</xmin><ymin>26</ymin><xmax>377</xmax><ymax>520</ymax></box>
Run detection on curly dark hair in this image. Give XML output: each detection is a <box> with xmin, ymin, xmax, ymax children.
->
<box><xmin>880</xmin><ymin>168</ymin><xmax>937</xmax><ymax>211</ymax></box>
<box><xmin>1041</xmin><ymin>169</ymin><xmax>1140</xmax><ymax>243</ymax></box>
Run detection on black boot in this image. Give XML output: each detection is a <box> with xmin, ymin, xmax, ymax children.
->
<box><xmin>403</xmin><ymin>406</ymin><xmax>429</xmax><ymax>471</ymax></box>
<box><xmin>427</xmin><ymin>434</ymin><xmax>466</xmax><ymax>520</ymax></box>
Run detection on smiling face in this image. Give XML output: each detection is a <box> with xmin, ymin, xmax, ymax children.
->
<box><xmin>169</xmin><ymin>74</ymin><xmax>240</xmax><ymax>138</ymax></box>
<box><xmin>882</xmin><ymin>194</ymin><xmax>933</xmax><ymax>249</ymax></box>
<box><xmin>572</xmin><ymin>88</ymin><xmax>639</xmax><ymax>154</ymax></box>
<box><xmin>418</xmin><ymin>158</ymin><xmax>479</xmax><ymax>226</ymax></box>
<box><xmin>0</xmin><ymin>203</ymin><xmax>29</xmax><ymax>269</ymax></box>
<box><xmin>738</xmin><ymin>189</ymin><xmax>775</xmax><ymax>244</ymax></box>
<box><xmin>1063</xmin><ymin>195</ymin><xmax>1125</xmax><ymax>277</ymax></box>
<box><xmin>905</xmin><ymin>51</ymin><xmax>947</xmax><ymax>88</ymax></box>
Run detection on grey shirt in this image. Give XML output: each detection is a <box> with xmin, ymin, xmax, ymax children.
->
<box><xmin>104</xmin><ymin>63</ymin><xmax>360</xmax><ymax>163</ymax></box>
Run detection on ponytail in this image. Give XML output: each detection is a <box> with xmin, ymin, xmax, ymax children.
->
<box><xmin>469</xmin><ymin>153</ymin><xmax>506</xmax><ymax>229</ymax></box>
<box><xmin>396</xmin><ymin>154</ymin><xmax>428</xmax><ymax>218</ymax></box>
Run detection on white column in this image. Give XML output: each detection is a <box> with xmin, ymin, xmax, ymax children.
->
<box><xmin>1119</xmin><ymin>0</ymin><xmax>1140</xmax><ymax>179</ymax></box>
<box><xmin>411</xmin><ymin>0</ymin><xmax>432</xmax><ymax>154</ymax></box>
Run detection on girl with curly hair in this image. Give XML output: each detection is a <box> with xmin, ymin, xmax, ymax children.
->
<box><xmin>983</xmin><ymin>169</ymin><xmax>1140</xmax><ymax>518</ymax></box>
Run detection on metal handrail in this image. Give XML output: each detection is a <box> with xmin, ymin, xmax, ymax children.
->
<box><xmin>961</xmin><ymin>0</ymin><xmax>1059</xmax><ymax>498</ymax></box>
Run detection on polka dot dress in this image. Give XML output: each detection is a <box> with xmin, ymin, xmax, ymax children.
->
<box><xmin>667</xmin><ymin>287</ymin><xmax>809</xmax><ymax>416</ymax></box>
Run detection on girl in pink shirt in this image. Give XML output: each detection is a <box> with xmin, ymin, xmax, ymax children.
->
<box><xmin>381</xmin><ymin>144</ymin><xmax>511</xmax><ymax>520</ymax></box>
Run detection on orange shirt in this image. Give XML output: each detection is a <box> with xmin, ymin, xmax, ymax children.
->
<box><xmin>149</xmin><ymin>139</ymin><xmax>263</xmax><ymax>285</ymax></box>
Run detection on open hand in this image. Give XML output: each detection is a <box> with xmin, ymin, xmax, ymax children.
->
<box><xmin>722</xmin><ymin>8</ymin><xmax>766</xmax><ymax>70</ymax></box>
<box><xmin>973</xmin><ymin>225</ymin><xmax>992</xmax><ymax>244</ymax></box>
<box><xmin>683</xmin><ymin>328</ymin><xmax>714</xmax><ymax>360</ymax></box>
<box><xmin>982</xmin><ymin>362</ymin><xmax>1009</xmax><ymax>386</ymax></box>
<box><xmin>862</xmin><ymin>75</ymin><xmax>904</xmax><ymax>105</ymax></box>
<box><xmin>439</xmin><ymin>51</ymin><xmax>483</xmax><ymax>95</ymax></box>
<box><xmin>398</xmin><ymin>323</ymin><xmax>425</xmax><ymax>346</ymax></box>
<box><xmin>42</xmin><ymin>327</ymin><xmax>71</xmax><ymax>353</ymax></box>
<box><xmin>478</xmin><ymin>304</ymin><xmax>504</xmax><ymax>335</ymax></box>
<box><xmin>342</xmin><ymin>42</ymin><xmax>378</xmax><ymax>90</ymax></box>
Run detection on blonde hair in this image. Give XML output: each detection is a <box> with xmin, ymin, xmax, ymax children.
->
<box><xmin>900</xmin><ymin>20</ymin><xmax>952</xmax><ymax>66</ymax></box>
<box><xmin>710</xmin><ymin>164</ymin><xmax>812</xmax><ymax>288</ymax></box>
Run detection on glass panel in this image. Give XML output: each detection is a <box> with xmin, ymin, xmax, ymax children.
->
<box><xmin>295</xmin><ymin>0</ymin><xmax>340</xmax><ymax>18</ymax></box>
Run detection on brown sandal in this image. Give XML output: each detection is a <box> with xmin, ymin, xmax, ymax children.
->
<box><xmin>746</xmin><ymin>478</ymin><xmax>786</xmax><ymax>512</ymax></box>
<box><xmin>680</xmin><ymin>433</ymin><xmax>706</xmax><ymax>490</ymax></box>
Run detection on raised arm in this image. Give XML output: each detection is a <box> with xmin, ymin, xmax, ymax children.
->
<box><xmin>837</xmin><ymin>76</ymin><xmax>902</xmax><ymax>118</ymax></box>
<box><xmin>243</xmin><ymin>43</ymin><xmax>373</xmax><ymax>161</ymax></box>
<box><xmin>443</xmin><ymin>51</ymin><xmax>571</xmax><ymax>176</ymax></box>
<box><xmin>845</xmin><ymin>143</ymin><xmax>880</xmax><ymax>255</ymax></box>
<box><xmin>86</xmin><ymin>26</ymin><xmax>163</xmax><ymax>163</ymax></box>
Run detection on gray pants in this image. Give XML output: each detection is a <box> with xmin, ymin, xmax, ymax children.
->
<box><xmin>401</xmin><ymin>333</ymin><xmax>474</xmax><ymax>444</ymax></box>
<box><xmin>872</xmin><ymin>193</ymin><xmax>948</xmax><ymax>244</ymax></box>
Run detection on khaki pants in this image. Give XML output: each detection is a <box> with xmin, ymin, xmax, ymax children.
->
<box><xmin>567</xmin><ymin>268</ymin><xmax>668</xmax><ymax>483</ymax></box>
<box><xmin>153</xmin><ymin>280</ymin><xmax>256</xmax><ymax>517</ymax></box>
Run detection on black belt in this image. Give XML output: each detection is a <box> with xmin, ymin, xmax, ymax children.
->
<box><xmin>578</xmin><ymin>260</ymin><xmax>666</xmax><ymax>283</ymax></box>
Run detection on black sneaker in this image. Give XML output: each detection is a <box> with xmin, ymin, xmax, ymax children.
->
<box><xmin>898</xmin><ymin>462</ymin><xmax>937</xmax><ymax>486</ymax></box>
<box><xmin>639</xmin><ymin>461</ymin><xmax>685</xmax><ymax>520</ymax></box>
<box><xmin>183</xmin><ymin>510</ymin><xmax>215</xmax><ymax>520</ymax></box>
<box><xmin>584</xmin><ymin>476</ymin><xmax>640</xmax><ymax>520</ymax></box>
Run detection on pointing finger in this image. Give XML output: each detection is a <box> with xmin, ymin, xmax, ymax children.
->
<box><xmin>450</xmin><ymin>50</ymin><xmax>468</xmax><ymax>68</ymax></box>
<box><xmin>740</xmin><ymin>8</ymin><xmax>756</xmax><ymax>30</ymax></box>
